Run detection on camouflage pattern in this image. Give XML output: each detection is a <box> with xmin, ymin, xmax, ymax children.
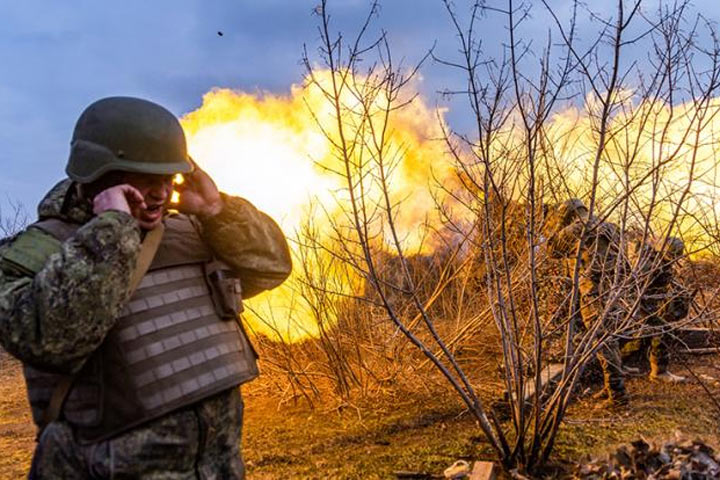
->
<box><xmin>29</xmin><ymin>389</ymin><xmax>245</xmax><ymax>479</ymax></box>
<box><xmin>199</xmin><ymin>192</ymin><xmax>292</xmax><ymax>299</ymax></box>
<box><xmin>628</xmin><ymin>236</ymin><xmax>689</xmax><ymax>377</ymax></box>
<box><xmin>0</xmin><ymin>180</ymin><xmax>140</xmax><ymax>373</ymax></box>
<box><xmin>555</xmin><ymin>199</ymin><xmax>589</xmax><ymax>229</ymax></box>
<box><xmin>548</xmin><ymin>212</ymin><xmax>628</xmax><ymax>403</ymax></box>
<box><xmin>577</xmin><ymin>279</ymin><xmax>627</xmax><ymax>400</ymax></box>
<box><xmin>1</xmin><ymin>179</ymin><xmax>292</xmax><ymax>478</ymax></box>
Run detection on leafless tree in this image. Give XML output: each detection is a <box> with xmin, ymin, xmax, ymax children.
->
<box><xmin>435</xmin><ymin>0</ymin><xmax>720</xmax><ymax>471</ymax></box>
<box><xmin>0</xmin><ymin>199</ymin><xmax>28</xmax><ymax>237</ymax></box>
<box><xmin>254</xmin><ymin>0</ymin><xmax>720</xmax><ymax>474</ymax></box>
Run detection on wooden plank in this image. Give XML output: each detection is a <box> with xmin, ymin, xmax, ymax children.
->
<box><xmin>469</xmin><ymin>461</ymin><xmax>496</xmax><ymax>480</ymax></box>
<box><xmin>673</xmin><ymin>327</ymin><xmax>719</xmax><ymax>349</ymax></box>
<box><xmin>521</xmin><ymin>363</ymin><xmax>565</xmax><ymax>404</ymax></box>
<box><xmin>683</xmin><ymin>347</ymin><xmax>719</xmax><ymax>355</ymax></box>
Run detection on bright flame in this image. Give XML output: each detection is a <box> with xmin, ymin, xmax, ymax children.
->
<box><xmin>170</xmin><ymin>174</ymin><xmax>183</xmax><ymax>204</ymax></box>
<box><xmin>181</xmin><ymin>73</ymin><xmax>455</xmax><ymax>342</ymax></box>
<box><xmin>181</xmin><ymin>72</ymin><xmax>720</xmax><ymax>343</ymax></box>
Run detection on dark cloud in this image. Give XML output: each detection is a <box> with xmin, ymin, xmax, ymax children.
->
<box><xmin>0</xmin><ymin>0</ymin><xmax>718</xmax><ymax>212</ymax></box>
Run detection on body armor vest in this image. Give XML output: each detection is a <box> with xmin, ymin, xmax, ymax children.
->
<box><xmin>24</xmin><ymin>214</ymin><xmax>259</xmax><ymax>443</ymax></box>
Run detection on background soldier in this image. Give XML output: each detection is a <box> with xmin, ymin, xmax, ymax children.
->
<box><xmin>547</xmin><ymin>199</ymin><xmax>629</xmax><ymax>406</ymax></box>
<box><xmin>627</xmin><ymin>235</ymin><xmax>690</xmax><ymax>382</ymax></box>
<box><xmin>537</xmin><ymin>203</ymin><xmax>576</xmax><ymax>361</ymax></box>
<box><xmin>0</xmin><ymin>97</ymin><xmax>292</xmax><ymax>478</ymax></box>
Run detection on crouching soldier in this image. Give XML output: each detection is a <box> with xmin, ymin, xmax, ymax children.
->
<box><xmin>0</xmin><ymin>97</ymin><xmax>292</xmax><ymax>478</ymax></box>
<box><xmin>547</xmin><ymin>199</ymin><xmax>629</xmax><ymax>407</ymax></box>
<box><xmin>628</xmin><ymin>235</ymin><xmax>690</xmax><ymax>382</ymax></box>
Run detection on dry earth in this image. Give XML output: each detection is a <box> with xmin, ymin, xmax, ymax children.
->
<box><xmin>1</xmin><ymin>350</ymin><xmax>719</xmax><ymax>479</ymax></box>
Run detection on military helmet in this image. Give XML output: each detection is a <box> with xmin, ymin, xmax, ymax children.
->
<box><xmin>649</xmin><ymin>235</ymin><xmax>685</xmax><ymax>259</ymax></box>
<box><xmin>557</xmin><ymin>198</ymin><xmax>589</xmax><ymax>227</ymax></box>
<box><xmin>66</xmin><ymin>97</ymin><xmax>193</xmax><ymax>183</ymax></box>
<box><xmin>666</xmin><ymin>236</ymin><xmax>685</xmax><ymax>258</ymax></box>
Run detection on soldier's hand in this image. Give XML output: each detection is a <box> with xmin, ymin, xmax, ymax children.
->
<box><xmin>174</xmin><ymin>161</ymin><xmax>223</xmax><ymax>217</ymax></box>
<box><xmin>93</xmin><ymin>184</ymin><xmax>147</xmax><ymax>217</ymax></box>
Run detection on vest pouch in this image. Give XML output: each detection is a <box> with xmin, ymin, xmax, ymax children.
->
<box><xmin>205</xmin><ymin>261</ymin><xmax>244</xmax><ymax>319</ymax></box>
<box><xmin>203</xmin><ymin>261</ymin><xmax>259</xmax><ymax>360</ymax></box>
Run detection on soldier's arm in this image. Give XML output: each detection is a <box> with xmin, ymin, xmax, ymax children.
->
<box><xmin>198</xmin><ymin>193</ymin><xmax>292</xmax><ymax>299</ymax></box>
<box><xmin>0</xmin><ymin>211</ymin><xmax>140</xmax><ymax>373</ymax></box>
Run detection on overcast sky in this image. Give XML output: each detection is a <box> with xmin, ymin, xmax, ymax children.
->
<box><xmin>1</xmin><ymin>0</ymin><xmax>717</xmax><ymax>217</ymax></box>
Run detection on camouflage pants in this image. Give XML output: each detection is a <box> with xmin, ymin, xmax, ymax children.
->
<box><xmin>620</xmin><ymin>335</ymin><xmax>669</xmax><ymax>375</ymax></box>
<box><xmin>579</xmin><ymin>284</ymin><xmax>627</xmax><ymax>401</ymax></box>
<box><xmin>621</xmin><ymin>306</ymin><xmax>670</xmax><ymax>376</ymax></box>
<box><xmin>29</xmin><ymin>388</ymin><xmax>245</xmax><ymax>479</ymax></box>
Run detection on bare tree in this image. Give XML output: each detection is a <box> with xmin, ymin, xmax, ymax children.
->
<box><xmin>251</xmin><ymin>0</ymin><xmax>720</xmax><ymax>474</ymax></box>
<box><xmin>436</xmin><ymin>0</ymin><xmax>720</xmax><ymax>471</ymax></box>
<box><xmin>298</xmin><ymin>0</ymin><xmax>515</xmax><ymax>459</ymax></box>
<box><xmin>0</xmin><ymin>199</ymin><xmax>28</xmax><ymax>238</ymax></box>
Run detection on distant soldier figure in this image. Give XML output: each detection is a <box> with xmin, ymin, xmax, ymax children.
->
<box><xmin>547</xmin><ymin>199</ymin><xmax>629</xmax><ymax>406</ymax></box>
<box><xmin>0</xmin><ymin>97</ymin><xmax>292</xmax><ymax>478</ymax></box>
<box><xmin>627</xmin><ymin>235</ymin><xmax>690</xmax><ymax>382</ymax></box>
<box><xmin>536</xmin><ymin>203</ymin><xmax>576</xmax><ymax>361</ymax></box>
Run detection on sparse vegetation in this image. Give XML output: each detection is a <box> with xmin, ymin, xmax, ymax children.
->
<box><xmin>3</xmin><ymin>0</ymin><xmax>720</xmax><ymax>478</ymax></box>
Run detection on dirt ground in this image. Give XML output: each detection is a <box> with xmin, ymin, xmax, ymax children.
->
<box><xmin>1</xmin><ymin>351</ymin><xmax>719</xmax><ymax>479</ymax></box>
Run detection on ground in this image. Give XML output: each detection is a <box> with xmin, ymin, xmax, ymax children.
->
<box><xmin>1</xmin><ymin>351</ymin><xmax>718</xmax><ymax>479</ymax></box>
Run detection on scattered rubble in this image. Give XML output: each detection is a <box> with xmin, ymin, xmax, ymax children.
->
<box><xmin>574</xmin><ymin>437</ymin><xmax>720</xmax><ymax>479</ymax></box>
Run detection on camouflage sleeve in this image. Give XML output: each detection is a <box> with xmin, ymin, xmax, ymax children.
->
<box><xmin>0</xmin><ymin>211</ymin><xmax>141</xmax><ymax>373</ymax></box>
<box><xmin>199</xmin><ymin>193</ymin><xmax>292</xmax><ymax>299</ymax></box>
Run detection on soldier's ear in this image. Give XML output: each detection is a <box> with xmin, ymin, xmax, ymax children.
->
<box><xmin>78</xmin><ymin>171</ymin><xmax>126</xmax><ymax>200</ymax></box>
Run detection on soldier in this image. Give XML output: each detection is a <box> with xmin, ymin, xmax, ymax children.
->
<box><xmin>547</xmin><ymin>199</ymin><xmax>629</xmax><ymax>406</ymax></box>
<box><xmin>628</xmin><ymin>235</ymin><xmax>689</xmax><ymax>382</ymax></box>
<box><xmin>0</xmin><ymin>97</ymin><xmax>292</xmax><ymax>478</ymax></box>
<box><xmin>536</xmin><ymin>203</ymin><xmax>576</xmax><ymax>361</ymax></box>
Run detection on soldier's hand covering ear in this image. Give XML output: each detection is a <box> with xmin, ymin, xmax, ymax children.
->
<box><xmin>173</xmin><ymin>159</ymin><xmax>224</xmax><ymax>218</ymax></box>
<box><xmin>93</xmin><ymin>184</ymin><xmax>146</xmax><ymax>217</ymax></box>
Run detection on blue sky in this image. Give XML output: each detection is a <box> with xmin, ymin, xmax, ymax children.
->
<box><xmin>1</xmin><ymin>0</ymin><xmax>717</xmax><ymax>216</ymax></box>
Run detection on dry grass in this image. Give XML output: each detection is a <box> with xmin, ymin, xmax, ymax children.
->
<box><xmin>0</xmin><ymin>351</ymin><xmax>34</xmax><ymax>479</ymax></box>
<box><xmin>1</xmin><ymin>348</ymin><xmax>718</xmax><ymax>479</ymax></box>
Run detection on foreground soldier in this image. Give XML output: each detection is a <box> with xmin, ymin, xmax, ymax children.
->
<box><xmin>627</xmin><ymin>235</ymin><xmax>690</xmax><ymax>382</ymax></box>
<box><xmin>547</xmin><ymin>199</ymin><xmax>629</xmax><ymax>407</ymax></box>
<box><xmin>0</xmin><ymin>97</ymin><xmax>292</xmax><ymax>478</ymax></box>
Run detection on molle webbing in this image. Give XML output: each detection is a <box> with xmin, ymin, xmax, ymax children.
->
<box><xmin>20</xmin><ymin>213</ymin><xmax>259</xmax><ymax>443</ymax></box>
<box><xmin>110</xmin><ymin>264</ymin><xmax>257</xmax><ymax>417</ymax></box>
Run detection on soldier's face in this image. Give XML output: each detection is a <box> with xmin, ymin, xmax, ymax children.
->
<box><xmin>121</xmin><ymin>173</ymin><xmax>174</xmax><ymax>230</ymax></box>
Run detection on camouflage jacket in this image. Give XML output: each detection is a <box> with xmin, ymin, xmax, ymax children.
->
<box><xmin>630</xmin><ymin>242</ymin><xmax>690</xmax><ymax>320</ymax></box>
<box><xmin>0</xmin><ymin>179</ymin><xmax>291</xmax><ymax>374</ymax></box>
<box><xmin>548</xmin><ymin>219</ymin><xmax>626</xmax><ymax>287</ymax></box>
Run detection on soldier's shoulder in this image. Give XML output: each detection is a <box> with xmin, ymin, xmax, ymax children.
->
<box><xmin>0</xmin><ymin>226</ymin><xmax>62</xmax><ymax>277</ymax></box>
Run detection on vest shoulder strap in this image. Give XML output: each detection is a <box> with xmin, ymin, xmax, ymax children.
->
<box><xmin>37</xmin><ymin>223</ymin><xmax>164</xmax><ymax>437</ymax></box>
<box><xmin>33</xmin><ymin>218</ymin><xmax>80</xmax><ymax>242</ymax></box>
